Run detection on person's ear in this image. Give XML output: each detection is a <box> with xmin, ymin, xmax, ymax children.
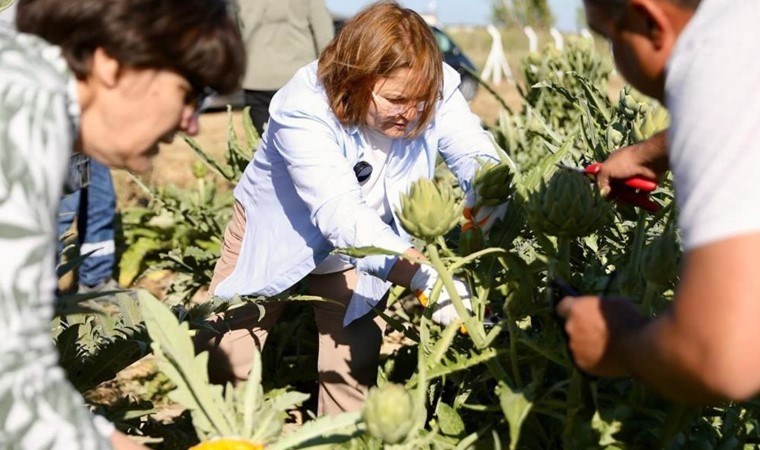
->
<box><xmin>90</xmin><ymin>48</ymin><xmax>121</xmax><ymax>88</ymax></box>
<box><xmin>628</xmin><ymin>0</ymin><xmax>672</xmax><ymax>50</ymax></box>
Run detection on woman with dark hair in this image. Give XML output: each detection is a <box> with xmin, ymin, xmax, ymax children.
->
<box><xmin>202</xmin><ymin>1</ymin><xmax>509</xmax><ymax>416</ymax></box>
<box><xmin>0</xmin><ymin>0</ymin><xmax>245</xmax><ymax>448</ymax></box>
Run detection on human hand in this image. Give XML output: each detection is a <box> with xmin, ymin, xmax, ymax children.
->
<box><xmin>111</xmin><ymin>430</ymin><xmax>150</xmax><ymax>450</ymax></box>
<box><xmin>410</xmin><ymin>264</ymin><xmax>472</xmax><ymax>326</ymax></box>
<box><xmin>463</xmin><ymin>189</ymin><xmax>508</xmax><ymax>234</ymax></box>
<box><xmin>597</xmin><ymin>132</ymin><xmax>668</xmax><ymax>198</ymax></box>
<box><xmin>556</xmin><ymin>295</ymin><xmax>647</xmax><ymax>377</ymax></box>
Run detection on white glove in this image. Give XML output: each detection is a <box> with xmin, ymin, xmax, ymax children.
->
<box><xmin>410</xmin><ymin>264</ymin><xmax>472</xmax><ymax>326</ymax></box>
<box><xmin>463</xmin><ymin>189</ymin><xmax>508</xmax><ymax>234</ymax></box>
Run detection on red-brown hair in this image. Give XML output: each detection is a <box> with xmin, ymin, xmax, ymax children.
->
<box><xmin>318</xmin><ymin>1</ymin><xmax>443</xmax><ymax>138</ymax></box>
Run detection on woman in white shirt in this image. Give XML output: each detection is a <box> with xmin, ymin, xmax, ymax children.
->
<box><xmin>202</xmin><ymin>1</ymin><xmax>507</xmax><ymax>415</ymax></box>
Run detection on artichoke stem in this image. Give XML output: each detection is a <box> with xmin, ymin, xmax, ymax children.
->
<box><xmin>642</xmin><ymin>282</ymin><xmax>658</xmax><ymax>317</ymax></box>
<box><xmin>426</xmin><ymin>243</ymin><xmax>512</xmax><ymax>384</ymax></box>
<box><xmin>506</xmin><ymin>316</ymin><xmax>524</xmax><ymax>387</ymax></box>
<box><xmin>426</xmin><ymin>243</ymin><xmax>485</xmax><ymax>347</ymax></box>
<box><xmin>629</xmin><ymin>214</ymin><xmax>648</xmax><ymax>276</ymax></box>
<box><xmin>556</xmin><ymin>236</ymin><xmax>571</xmax><ymax>281</ymax></box>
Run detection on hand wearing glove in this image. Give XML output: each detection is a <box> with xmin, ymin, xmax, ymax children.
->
<box><xmin>462</xmin><ymin>189</ymin><xmax>508</xmax><ymax>234</ymax></box>
<box><xmin>409</xmin><ymin>264</ymin><xmax>472</xmax><ymax>326</ymax></box>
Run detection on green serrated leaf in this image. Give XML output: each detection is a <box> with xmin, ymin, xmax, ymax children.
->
<box><xmin>496</xmin><ymin>382</ymin><xmax>532</xmax><ymax>450</ymax></box>
<box><xmin>118</xmin><ymin>236</ymin><xmax>165</xmax><ymax>286</ymax></box>
<box><xmin>267</xmin><ymin>412</ymin><xmax>363</xmax><ymax>450</ymax></box>
<box><xmin>437</xmin><ymin>403</ymin><xmax>466</xmax><ymax>437</ymax></box>
<box><xmin>242</xmin><ymin>345</ymin><xmax>263</xmax><ymax>439</ymax></box>
<box><xmin>427</xmin><ymin>348</ymin><xmax>499</xmax><ymax>381</ymax></box>
<box><xmin>139</xmin><ymin>290</ymin><xmax>236</xmax><ymax>438</ymax></box>
<box><xmin>592</xmin><ymin>410</ymin><xmax>623</xmax><ymax>446</ymax></box>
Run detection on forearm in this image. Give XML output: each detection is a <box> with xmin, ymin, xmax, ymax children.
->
<box><xmin>621</xmin><ymin>238</ymin><xmax>760</xmax><ymax>403</ymax></box>
<box><xmin>621</xmin><ymin>311</ymin><xmax>726</xmax><ymax>404</ymax></box>
<box><xmin>636</xmin><ymin>130</ymin><xmax>669</xmax><ymax>175</ymax></box>
<box><xmin>386</xmin><ymin>247</ymin><xmax>425</xmax><ymax>288</ymax></box>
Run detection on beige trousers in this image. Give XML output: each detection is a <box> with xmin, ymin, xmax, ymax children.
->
<box><xmin>197</xmin><ymin>201</ymin><xmax>387</xmax><ymax>415</ymax></box>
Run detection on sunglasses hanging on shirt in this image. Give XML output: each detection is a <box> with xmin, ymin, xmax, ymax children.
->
<box><xmin>353</xmin><ymin>161</ymin><xmax>372</xmax><ymax>183</ymax></box>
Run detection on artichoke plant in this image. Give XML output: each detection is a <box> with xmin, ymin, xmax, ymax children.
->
<box><xmin>362</xmin><ymin>383</ymin><xmax>415</xmax><ymax>444</ymax></box>
<box><xmin>641</xmin><ymin>231</ymin><xmax>680</xmax><ymax>287</ymax></box>
<box><xmin>525</xmin><ymin>169</ymin><xmax>611</xmax><ymax>238</ymax></box>
<box><xmin>397</xmin><ymin>178</ymin><xmax>461</xmax><ymax>243</ymax></box>
<box><xmin>473</xmin><ymin>161</ymin><xmax>514</xmax><ymax>207</ymax></box>
<box><xmin>635</xmin><ymin>106</ymin><xmax>670</xmax><ymax>142</ymax></box>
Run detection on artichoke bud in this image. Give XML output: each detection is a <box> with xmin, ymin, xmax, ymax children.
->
<box><xmin>191</xmin><ymin>161</ymin><xmax>208</xmax><ymax>179</ymax></box>
<box><xmin>473</xmin><ymin>162</ymin><xmax>513</xmax><ymax>205</ymax></box>
<box><xmin>459</xmin><ymin>226</ymin><xmax>485</xmax><ymax>256</ymax></box>
<box><xmin>525</xmin><ymin>169</ymin><xmax>610</xmax><ymax>238</ymax></box>
<box><xmin>631</xmin><ymin>120</ymin><xmax>646</xmax><ymax>143</ymax></box>
<box><xmin>640</xmin><ymin>107</ymin><xmax>670</xmax><ymax>140</ymax></box>
<box><xmin>362</xmin><ymin>384</ymin><xmax>415</xmax><ymax>444</ymax></box>
<box><xmin>606</xmin><ymin>126</ymin><xmax>624</xmax><ymax>148</ymax></box>
<box><xmin>641</xmin><ymin>232</ymin><xmax>680</xmax><ymax>286</ymax></box>
<box><xmin>619</xmin><ymin>87</ymin><xmax>642</xmax><ymax>120</ymax></box>
<box><xmin>397</xmin><ymin>178</ymin><xmax>461</xmax><ymax>243</ymax></box>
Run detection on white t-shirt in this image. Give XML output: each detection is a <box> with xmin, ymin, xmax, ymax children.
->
<box><xmin>666</xmin><ymin>0</ymin><xmax>760</xmax><ymax>251</ymax></box>
<box><xmin>312</xmin><ymin>128</ymin><xmax>395</xmax><ymax>274</ymax></box>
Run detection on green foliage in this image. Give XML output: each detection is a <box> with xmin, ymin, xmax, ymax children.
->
<box><xmin>492</xmin><ymin>0</ymin><xmax>555</xmax><ymax>28</ymax></box>
<box><xmin>84</xmin><ymin>37</ymin><xmax>760</xmax><ymax>449</ymax></box>
<box><xmin>119</xmin><ymin>107</ymin><xmax>258</xmax><ymax>303</ymax></box>
<box><xmin>139</xmin><ymin>290</ymin><xmax>364</xmax><ymax>447</ymax></box>
<box><xmin>53</xmin><ymin>292</ymin><xmax>149</xmax><ymax>393</ymax></box>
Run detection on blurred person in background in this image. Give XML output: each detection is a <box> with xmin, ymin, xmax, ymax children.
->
<box><xmin>0</xmin><ymin>0</ymin><xmax>244</xmax><ymax>448</ymax></box>
<box><xmin>200</xmin><ymin>1</ymin><xmax>508</xmax><ymax>416</ymax></box>
<box><xmin>558</xmin><ymin>0</ymin><xmax>760</xmax><ymax>403</ymax></box>
<box><xmin>237</xmin><ymin>0</ymin><xmax>334</xmax><ymax>135</ymax></box>
<box><xmin>58</xmin><ymin>158</ymin><xmax>120</xmax><ymax>294</ymax></box>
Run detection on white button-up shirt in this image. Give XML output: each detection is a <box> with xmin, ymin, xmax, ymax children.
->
<box><xmin>215</xmin><ymin>61</ymin><xmax>502</xmax><ymax>324</ymax></box>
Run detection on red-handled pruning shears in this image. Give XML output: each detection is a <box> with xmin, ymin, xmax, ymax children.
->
<box><xmin>555</xmin><ymin>162</ymin><xmax>660</xmax><ymax>213</ymax></box>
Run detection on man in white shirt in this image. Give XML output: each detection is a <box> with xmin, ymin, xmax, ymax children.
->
<box><xmin>559</xmin><ymin>0</ymin><xmax>760</xmax><ymax>403</ymax></box>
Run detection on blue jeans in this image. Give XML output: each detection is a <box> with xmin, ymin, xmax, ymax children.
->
<box><xmin>57</xmin><ymin>159</ymin><xmax>116</xmax><ymax>287</ymax></box>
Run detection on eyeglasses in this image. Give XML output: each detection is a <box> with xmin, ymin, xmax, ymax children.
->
<box><xmin>353</xmin><ymin>160</ymin><xmax>372</xmax><ymax>183</ymax></box>
<box><xmin>371</xmin><ymin>91</ymin><xmax>425</xmax><ymax>116</ymax></box>
<box><xmin>185</xmin><ymin>86</ymin><xmax>216</xmax><ymax>116</ymax></box>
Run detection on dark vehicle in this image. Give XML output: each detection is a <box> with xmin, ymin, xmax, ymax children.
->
<box><xmin>430</xmin><ymin>25</ymin><xmax>479</xmax><ymax>101</ymax></box>
<box><xmin>206</xmin><ymin>19</ymin><xmax>479</xmax><ymax>110</ymax></box>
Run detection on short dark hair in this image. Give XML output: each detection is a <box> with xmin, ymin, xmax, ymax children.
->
<box><xmin>318</xmin><ymin>1</ymin><xmax>443</xmax><ymax>138</ymax></box>
<box><xmin>15</xmin><ymin>0</ymin><xmax>245</xmax><ymax>94</ymax></box>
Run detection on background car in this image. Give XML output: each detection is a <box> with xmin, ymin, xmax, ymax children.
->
<box><xmin>429</xmin><ymin>25</ymin><xmax>479</xmax><ymax>102</ymax></box>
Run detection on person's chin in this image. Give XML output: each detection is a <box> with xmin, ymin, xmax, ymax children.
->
<box><xmin>127</xmin><ymin>158</ymin><xmax>153</xmax><ymax>174</ymax></box>
<box><xmin>127</xmin><ymin>147</ymin><xmax>159</xmax><ymax>173</ymax></box>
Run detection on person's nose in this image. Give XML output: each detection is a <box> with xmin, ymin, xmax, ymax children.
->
<box><xmin>180</xmin><ymin>105</ymin><xmax>200</xmax><ymax>136</ymax></box>
<box><xmin>399</xmin><ymin>105</ymin><xmax>419</xmax><ymax>121</ymax></box>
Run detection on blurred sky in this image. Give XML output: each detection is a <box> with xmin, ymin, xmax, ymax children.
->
<box><xmin>325</xmin><ymin>0</ymin><xmax>584</xmax><ymax>31</ymax></box>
